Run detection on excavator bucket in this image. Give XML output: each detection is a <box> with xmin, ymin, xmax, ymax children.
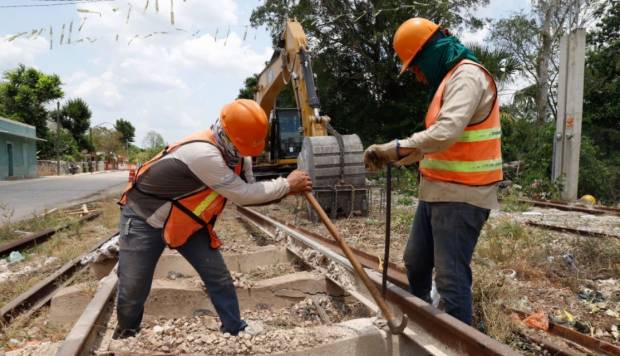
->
<box><xmin>297</xmin><ymin>134</ymin><xmax>368</xmax><ymax>222</ymax></box>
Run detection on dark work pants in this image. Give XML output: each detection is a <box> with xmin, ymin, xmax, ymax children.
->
<box><xmin>403</xmin><ymin>201</ymin><xmax>489</xmax><ymax>325</ymax></box>
<box><xmin>115</xmin><ymin>206</ymin><xmax>246</xmax><ymax>337</ymax></box>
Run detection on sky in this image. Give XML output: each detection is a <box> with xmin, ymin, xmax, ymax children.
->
<box><xmin>0</xmin><ymin>0</ymin><xmax>529</xmax><ymax>147</ymax></box>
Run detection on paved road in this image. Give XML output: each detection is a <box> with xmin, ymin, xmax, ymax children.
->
<box><xmin>0</xmin><ymin>171</ymin><xmax>128</xmax><ymax>222</ymax></box>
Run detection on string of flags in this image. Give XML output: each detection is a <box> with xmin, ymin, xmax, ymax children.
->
<box><xmin>3</xmin><ymin>1</ymin><xmax>419</xmax><ymax>49</ymax></box>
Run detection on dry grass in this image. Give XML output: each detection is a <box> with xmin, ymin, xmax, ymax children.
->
<box><xmin>472</xmin><ymin>266</ymin><xmax>518</xmax><ymax>342</ymax></box>
<box><xmin>0</xmin><ymin>196</ymin><xmax>120</xmax><ymax>350</ymax></box>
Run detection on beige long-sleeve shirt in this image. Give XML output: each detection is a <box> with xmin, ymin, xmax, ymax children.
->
<box><xmin>399</xmin><ymin>64</ymin><xmax>500</xmax><ymax>210</ymax></box>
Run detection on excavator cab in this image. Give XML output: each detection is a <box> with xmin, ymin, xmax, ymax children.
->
<box><xmin>270</xmin><ymin>108</ymin><xmax>303</xmax><ymax>161</ymax></box>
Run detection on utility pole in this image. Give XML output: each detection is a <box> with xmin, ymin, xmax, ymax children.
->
<box><xmin>56</xmin><ymin>101</ymin><xmax>61</xmax><ymax>175</ymax></box>
<box><xmin>552</xmin><ymin>29</ymin><xmax>586</xmax><ymax>201</ymax></box>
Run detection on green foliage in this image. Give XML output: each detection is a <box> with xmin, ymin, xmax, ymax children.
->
<box><xmin>0</xmin><ymin>64</ymin><xmax>63</xmax><ymax>157</ymax></box>
<box><xmin>114</xmin><ymin>118</ymin><xmax>136</xmax><ymax>145</ymax></box>
<box><xmin>237</xmin><ymin>74</ymin><xmax>258</xmax><ymax>99</ymax></box>
<box><xmin>92</xmin><ymin>127</ymin><xmax>122</xmax><ymax>160</ymax></box>
<box><xmin>249</xmin><ymin>0</ymin><xmax>488</xmax><ymax>145</ymax></box>
<box><xmin>55</xmin><ymin>98</ymin><xmax>92</xmax><ymax>152</ymax></box>
<box><xmin>581</xmin><ymin>0</ymin><xmax>620</xmax><ymax>202</ymax></box>
<box><xmin>467</xmin><ymin>44</ymin><xmax>520</xmax><ymax>85</ymax></box>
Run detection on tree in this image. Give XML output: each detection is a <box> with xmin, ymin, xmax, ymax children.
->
<box><xmin>92</xmin><ymin>127</ymin><xmax>122</xmax><ymax>161</ymax></box>
<box><xmin>54</xmin><ymin>98</ymin><xmax>92</xmax><ymax>152</ymax></box>
<box><xmin>237</xmin><ymin>74</ymin><xmax>259</xmax><ymax>99</ymax></box>
<box><xmin>143</xmin><ymin>130</ymin><xmax>165</xmax><ymax>151</ymax></box>
<box><xmin>114</xmin><ymin>118</ymin><xmax>136</xmax><ymax>146</ymax></box>
<box><xmin>248</xmin><ymin>0</ymin><xmax>489</xmax><ymax>145</ymax></box>
<box><xmin>0</xmin><ymin>64</ymin><xmax>63</xmax><ymax>157</ymax></box>
<box><xmin>490</xmin><ymin>1</ymin><xmax>603</xmax><ymax>123</ymax></box>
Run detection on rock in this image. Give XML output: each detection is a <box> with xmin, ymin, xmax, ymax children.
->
<box><xmin>153</xmin><ymin>325</ymin><xmax>164</xmax><ymax>334</ymax></box>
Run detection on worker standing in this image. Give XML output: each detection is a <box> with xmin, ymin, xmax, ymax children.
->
<box><xmin>114</xmin><ymin>99</ymin><xmax>312</xmax><ymax>338</ymax></box>
<box><xmin>364</xmin><ymin>18</ymin><xmax>502</xmax><ymax>325</ymax></box>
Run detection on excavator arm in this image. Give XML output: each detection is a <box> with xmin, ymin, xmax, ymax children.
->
<box><xmin>255</xmin><ymin>20</ymin><xmax>327</xmax><ymax>138</ymax></box>
<box><xmin>253</xmin><ymin>19</ymin><xmax>368</xmax><ymax>221</ymax></box>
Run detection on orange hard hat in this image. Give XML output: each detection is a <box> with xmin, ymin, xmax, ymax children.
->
<box><xmin>393</xmin><ymin>18</ymin><xmax>440</xmax><ymax>76</ymax></box>
<box><xmin>220</xmin><ymin>99</ymin><xmax>268</xmax><ymax>156</ymax></box>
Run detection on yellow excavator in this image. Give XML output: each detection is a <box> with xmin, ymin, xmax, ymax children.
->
<box><xmin>253</xmin><ymin>19</ymin><xmax>368</xmax><ymax>220</ymax></box>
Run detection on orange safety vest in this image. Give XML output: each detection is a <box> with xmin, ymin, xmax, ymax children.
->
<box><xmin>419</xmin><ymin>59</ymin><xmax>503</xmax><ymax>185</ymax></box>
<box><xmin>119</xmin><ymin>129</ymin><xmax>242</xmax><ymax>249</ymax></box>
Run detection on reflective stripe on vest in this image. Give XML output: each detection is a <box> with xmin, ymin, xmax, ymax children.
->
<box><xmin>457</xmin><ymin>128</ymin><xmax>502</xmax><ymax>143</ymax></box>
<box><xmin>420</xmin><ymin>59</ymin><xmax>503</xmax><ymax>185</ymax></box>
<box><xmin>193</xmin><ymin>190</ymin><xmax>220</xmax><ymax>216</ymax></box>
<box><xmin>420</xmin><ymin>158</ymin><xmax>503</xmax><ymax>172</ymax></box>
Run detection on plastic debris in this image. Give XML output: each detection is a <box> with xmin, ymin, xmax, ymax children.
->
<box><xmin>605</xmin><ymin>309</ymin><xmax>619</xmax><ymax>319</ymax></box>
<box><xmin>523</xmin><ymin>311</ymin><xmax>549</xmax><ymax>331</ymax></box>
<box><xmin>563</xmin><ymin>309</ymin><xmax>575</xmax><ymax>323</ymax></box>
<box><xmin>612</xmin><ymin>325</ymin><xmax>619</xmax><ymax>341</ymax></box>
<box><xmin>8</xmin><ymin>251</ymin><xmax>25</xmax><ymax>263</ymax></box>
<box><xmin>574</xmin><ymin>320</ymin><xmax>590</xmax><ymax>334</ymax></box>
<box><xmin>81</xmin><ymin>235</ymin><xmax>119</xmax><ymax>264</ymax></box>
<box><xmin>577</xmin><ymin>288</ymin><xmax>605</xmax><ymax>303</ymax></box>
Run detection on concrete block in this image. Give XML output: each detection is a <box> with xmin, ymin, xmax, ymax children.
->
<box><xmin>152</xmin><ymin>246</ymin><xmax>291</xmax><ymax>279</ymax></box>
<box><xmin>143</xmin><ymin>271</ymin><xmax>327</xmax><ymax>320</ymax></box>
<box><xmin>89</xmin><ymin>259</ymin><xmax>116</xmax><ymax>280</ymax></box>
<box><xmin>275</xmin><ymin>318</ymin><xmax>390</xmax><ymax>356</ymax></box>
<box><xmin>49</xmin><ymin>283</ymin><xmax>95</xmax><ymax>329</ymax></box>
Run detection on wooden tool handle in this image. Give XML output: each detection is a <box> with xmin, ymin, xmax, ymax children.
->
<box><xmin>303</xmin><ymin>192</ymin><xmax>407</xmax><ymax>333</ymax></box>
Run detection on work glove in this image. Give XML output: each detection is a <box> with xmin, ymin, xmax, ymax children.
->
<box><xmin>364</xmin><ymin>140</ymin><xmax>399</xmax><ymax>172</ymax></box>
<box><xmin>364</xmin><ymin>140</ymin><xmax>424</xmax><ymax>172</ymax></box>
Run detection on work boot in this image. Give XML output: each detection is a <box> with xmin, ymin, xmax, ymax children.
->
<box><xmin>112</xmin><ymin>326</ymin><xmax>139</xmax><ymax>339</ymax></box>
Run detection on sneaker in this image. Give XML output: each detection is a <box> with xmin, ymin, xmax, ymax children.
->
<box><xmin>112</xmin><ymin>326</ymin><xmax>139</xmax><ymax>339</ymax></box>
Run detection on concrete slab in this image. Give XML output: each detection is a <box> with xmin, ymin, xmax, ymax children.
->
<box><xmin>274</xmin><ymin>318</ymin><xmax>390</xmax><ymax>356</ymax></box>
<box><xmin>49</xmin><ymin>272</ymin><xmax>329</xmax><ymax>327</ymax></box>
<box><xmin>144</xmin><ymin>271</ymin><xmax>327</xmax><ymax>319</ymax></box>
<box><xmin>48</xmin><ymin>283</ymin><xmax>95</xmax><ymax>328</ymax></box>
<box><xmin>152</xmin><ymin>246</ymin><xmax>292</xmax><ymax>279</ymax></box>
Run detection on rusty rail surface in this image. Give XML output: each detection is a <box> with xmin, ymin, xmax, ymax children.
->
<box><xmin>236</xmin><ymin>205</ymin><xmax>517</xmax><ymax>356</ymax></box>
<box><xmin>519</xmin><ymin>198</ymin><xmax>620</xmax><ymax>217</ymax></box>
<box><xmin>0</xmin><ymin>232</ymin><xmax>118</xmax><ymax>324</ymax></box>
<box><xmin>526</xmin><ymin>221</ymin><xmax>619</xmax><ymax>239</ymax></box>
<box><xmin>0</xmin><ymin>212</ymin><xmax>101</xmax><ymax>257</ymax></box>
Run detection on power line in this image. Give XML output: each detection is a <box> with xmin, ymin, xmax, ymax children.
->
<box><xmin>0</xmin><ymin>0</ymin><xmax>115</xmax><ymax>8</ymax></box>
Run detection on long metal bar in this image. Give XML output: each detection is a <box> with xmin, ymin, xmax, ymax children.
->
<box><xmin>236</xmin><ymin>205</ymin><xmax>517</xmax><ymax>355</ymax></box>
<box><xmin>519</xmin><ymin>198</ymin><xmax>620</xmax><ymax>216</ymax></box>
<box><xmin>382</xmin><ymin>163</ymin><xmax>392</xmax><ymax>296</ymax></box>
<box><xmin>526</xmin><ymin>221</ymin><xmax>619</xmax><ymax>239</ymax></box>
<box><xmin>0</xmin><ymin>213</ymin><xmax>101</xmax><ymax>256</ymax></box>
<box><xmin>303</xmin><ymin>191</ymin><xmax>407</xmax><ymax>334</ymax></box>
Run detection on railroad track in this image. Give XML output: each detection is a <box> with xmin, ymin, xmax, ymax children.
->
<box><xmin>0</xmin><ymin>212</ymin><xmax>101</xmax><ymax>257</ymax></box>
<box><xmin>49</xmin><ymin>205</ymin><xmax>619</xmax><ymax>356</ymax></box>
<box><xmin>0</xmin><ymin>231</ymin><xmax>118</xmax><ymax>325</ymax></box>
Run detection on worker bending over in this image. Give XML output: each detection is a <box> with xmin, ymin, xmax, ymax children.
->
<box><xmin>115</xmin><ymin>99</ymin><xmax>312</xmax><ymax>338</ymax></box>
<box><xmin>364</xmin><ymin>18</ymin><xmax>502</xmax><ymax>325</ymax></box>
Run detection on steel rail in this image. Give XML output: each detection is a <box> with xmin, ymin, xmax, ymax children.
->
<box><xmin>526</xmin><ymin>221</ymin><xmax>619</xmax><ymax>239</ymax></box>
<box><xmin>0</xmin><ymin>232</ymin><xmax>118</xmax><ymax>324</ymax></box>
<box><xmin>236</xmin><ymin>205</ymin><xmax>517</xmax><ymax>356</ymax></box>
<box><xmin>0</xmin><ymin>212</ymin><xmax>101</xmax><ymax>257</ymax></box>
<box><xmin>55</xmin><ymin>263</ymin><xmax>118</xmax><ymax>356</ymax></box>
